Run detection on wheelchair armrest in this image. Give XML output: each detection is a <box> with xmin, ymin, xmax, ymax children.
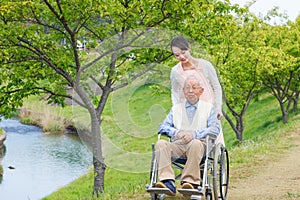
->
<box><xmin>158</xmin><ymin>131</ymin><xmax>170</xmax><ymax>137</ymax></box>
<box><xmin>207</xmin><ymin>133</ymin><xmax>217</xmax><ymax>140</ymax></box>
<box><xmin>159</xmin><ymin>132</ymin><xmax>217</xmax><ymax>140</ymax></box>
<box><xmin>157</xmin><ymin>132</ymin><xmax>171</xmax><ymax>140</ymax></box>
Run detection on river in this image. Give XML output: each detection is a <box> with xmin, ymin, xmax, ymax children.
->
<box><xmin>0</xmin><ymin>118</ymin><xmax>92</xmax><ymax>200</ymax></box>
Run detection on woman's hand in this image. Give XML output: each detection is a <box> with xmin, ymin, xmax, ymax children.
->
<box><xmin>217</xmin><ymin>113</ymin><xmax>223</xmax><ymax>120</ymax></box>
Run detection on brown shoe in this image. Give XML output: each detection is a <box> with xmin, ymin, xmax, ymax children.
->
<box><xmin>180</xmin><ymin>182</ymin><xmax>194</xmax><ymax>197</ymax></box>
<box><xmin>181</xmin><ymin>182</ymin><xmax>194</xmax><ymax>189</ymax></box>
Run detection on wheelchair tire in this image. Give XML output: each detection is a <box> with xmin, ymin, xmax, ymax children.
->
<box><xmin>213</xmin><ymin>144</ymin><xmax>229</xmax><ymax>200</ymax></box>
<box><xmin>206</xmin><ymin>188</ymin><xmax>213</xmax><ymax>200</ymax></box>
<box><xmin>150</xmin><ymin>193</ymin><xmax>158</xmax><ymax>200</ymax></box>
<box><xmin>150</xmin><ymin>143</ymin><xmax>158</xmax><ymax>183</ymax></box>
<box><xmin>150</xmin><ymin>155</ymin><xmax>156</xmax><ymax>182</ymax></box>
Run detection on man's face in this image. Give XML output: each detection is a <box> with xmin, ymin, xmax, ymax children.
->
<box><xmin>183</xmin><ymin>78</ymin><xmax>204</xmax><ymax>104</ymax></box>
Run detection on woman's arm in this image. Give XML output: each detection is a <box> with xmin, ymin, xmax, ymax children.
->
<box><xmin>204</xmin><ymin>60</ymin><xmax>223</xmax><ymax>118</ymax></box>
<box><xmin>170</xmin><ymin>67</ymin><xmax>180</xmax><ymax>105</ymax></box>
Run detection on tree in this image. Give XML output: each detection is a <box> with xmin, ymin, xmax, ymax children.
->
<box><xmin>219</xmin><ymin>21</ymin><xmax>265</xmax><ymax>141</ymax></box>
<box><xmin>258</xmin><ymin>24</ymin><xmax>299</xmax><ymax>124</ymax></box>
<box><xmin>0</xmin><ymin>0</ymin><xmax>237</xmax><ymax>195</ymax></box>
<box><xmin>287</xmin><ymin>18</ymin><xmax>300</xmax><ymax>112</ymax></box>
<box><xmin>199</xmin><ymin>7</ymin><xmax>263</xmax><ymax>142</ymax></box>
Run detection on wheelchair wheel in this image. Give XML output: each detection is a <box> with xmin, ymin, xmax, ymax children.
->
<box><xmin>213</xmin><ymin>143</ymin><xmax>229</xmax><ymax>200</ymax></box>
<box><xmin>150</xmin><ymin>193</ymin><xmax>158</xmax><ymax>200</ymax></box>
<box><xmin>149</xmin><ymin>144</ymin><xmax>159</xmax><ymax>199</ymax></box>
<box><xmin>206</xmin><ymin>188</ymin><xmax>213</xmax><ymax>200</ymax></box>
<box><xmin>150</xmin><ymin>144</ymin><xmax>158</xmax><ymax>184</ymax></box>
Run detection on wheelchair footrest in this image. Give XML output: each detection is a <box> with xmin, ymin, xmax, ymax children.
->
<box><xmin>146</xmin><ymin>187</ymin><xmax>174</xmax><ymax>195</ymax></box>
<box><xmin>178</xmin><ymin>188</ymin><xmax>203</xmax><ymax>196</ymax></box>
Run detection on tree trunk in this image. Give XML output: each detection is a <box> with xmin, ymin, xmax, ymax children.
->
<box><xmin>279</xmin><ymin>102</ymin><xmax>289</xmax><ymax>124</ymax></box>
<box><xmin>236</xmin><ymin>130</ymin><xmax>243</xmax><ymax>142</ymax></box>
<box><xmin>222</xmin><ymin>110</ymin><xmax>243</xmax><ymax>142</ymax></box>
<box><xmin>236</xmin><ymin>116</ymin><xmax>244</xmax><ymax>142</ymax></box>
<box><xmin>282</xmin><ymin>112</ymin><xmax>288</xmax><ymax>124</ymax></box>
<box><xmin>292</xmin><ymin>91</ymin><xmax>299</xmax><ymax>112</ymax></box>
<box><xmin>93</xmin><ymin>153</ymin><xmax>106</xmax><ymax>195</ymax></box>
<box><xmin>222</xmin><ymin>110</ymin><xmax>244</xmax><ymax>142</ymax></box>
<box><xmin>91</xmin><ymin>117</ymin><xmax>106</xmax><ymax>196</ymax></box>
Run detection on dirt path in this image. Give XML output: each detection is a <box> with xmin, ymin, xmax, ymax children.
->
<box><xmin>228</xmin><ymin>128</ymin><xmax>300</xmax><ymax>200</ymax></box>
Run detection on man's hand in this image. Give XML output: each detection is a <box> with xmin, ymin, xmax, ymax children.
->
<box><xmin>177</xmin><ymin>131</ymin><xmax>194</xmax><ymax>144</ymax></box>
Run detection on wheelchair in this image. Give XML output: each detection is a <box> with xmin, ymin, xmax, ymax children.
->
<box><xmin>146</xmin><ymin>132</ymin><xmax>229</xmax><ymax>200</ymax></box>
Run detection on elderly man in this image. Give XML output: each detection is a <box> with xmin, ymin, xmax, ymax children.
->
<box><xmin>155</xmin><ymin>75</ymin><xmax>220</xmax><ymax>198</ymax></box>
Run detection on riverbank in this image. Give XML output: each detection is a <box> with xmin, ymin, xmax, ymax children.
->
<box><xmin>19</xmin><ymin>108</ymin><xmax>70</xmax><ymax>134</ymax></box>
<box><xmin>18</xmin><ymin>96</ymin><xmax>78</xmax><ymax>136</ymax></box>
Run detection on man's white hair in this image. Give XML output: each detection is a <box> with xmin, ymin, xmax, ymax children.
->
<box><xmin>184</xmin><ymin>75</ymin><xmax>203</xmax><ymax>87</ymax></box>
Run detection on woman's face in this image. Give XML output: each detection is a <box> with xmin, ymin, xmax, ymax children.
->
<box><xmin>171</xmin><ymin>46</ymin><xmax>192</xmax><ymax>64</ymax></box>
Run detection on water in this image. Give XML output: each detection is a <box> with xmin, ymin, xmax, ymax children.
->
<box><xmin>0</xmin><ymin>118</ymin><xmax>92</xmax><ymax>200</ymax></box>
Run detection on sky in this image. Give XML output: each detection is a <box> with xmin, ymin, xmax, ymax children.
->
<box><xmin>229</xmin><ymin>0</ymin><xmax>300</xmax><ymax>22</ymax></box>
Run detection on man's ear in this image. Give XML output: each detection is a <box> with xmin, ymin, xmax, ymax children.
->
<box><xmin>199</xmin><ymin>87</ymin><xmax>204</xmax><ymax>95</ymax></box>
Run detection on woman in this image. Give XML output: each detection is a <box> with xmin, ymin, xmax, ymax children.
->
<box><xmin>170</xmin><ymin>36</ymin><xmax>224</xmax><ymax>145</ymax></box>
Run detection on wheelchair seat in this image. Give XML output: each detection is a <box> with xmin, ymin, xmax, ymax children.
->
<box><xmin>173</xmin><ymin>156</ymin><xmax>206</xmax><ymax>165</ymax></box>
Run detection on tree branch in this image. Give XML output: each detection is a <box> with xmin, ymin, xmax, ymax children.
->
<box><xmin>16</xmin><ymin>37</ymin><xmax>74</xmax><ymax>86</ymax></box>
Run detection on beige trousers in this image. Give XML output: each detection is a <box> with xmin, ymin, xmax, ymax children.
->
<box><xmin>156</xmin><ymin>139</ymin><xmax>205</xmax><ymax>185</ymax></box>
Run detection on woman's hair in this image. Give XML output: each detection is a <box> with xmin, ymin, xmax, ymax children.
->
<box><xmin>171</xmin><ymin>36</ymin><xmax>190</xmax><ymax>51</ymax></box>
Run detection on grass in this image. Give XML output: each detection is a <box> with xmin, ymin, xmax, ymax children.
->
<box><xmin>286</xmin><ymin>192</ymin><xmax>300</xmax><ymax>198</ymax></box>
<box><xmin>19</xmin><ymin>80</ymin><xmax>300</xmax><ymax>200</ymax></box>
<box><xmin>20</xmin><ymin>96</ymin><xmax>74</xmax><ymax>133</ymax></box>
<box><xmin>43</xmin><ymin>168</ymin><xmax>149</xmax><ymax>200</ymax></box>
